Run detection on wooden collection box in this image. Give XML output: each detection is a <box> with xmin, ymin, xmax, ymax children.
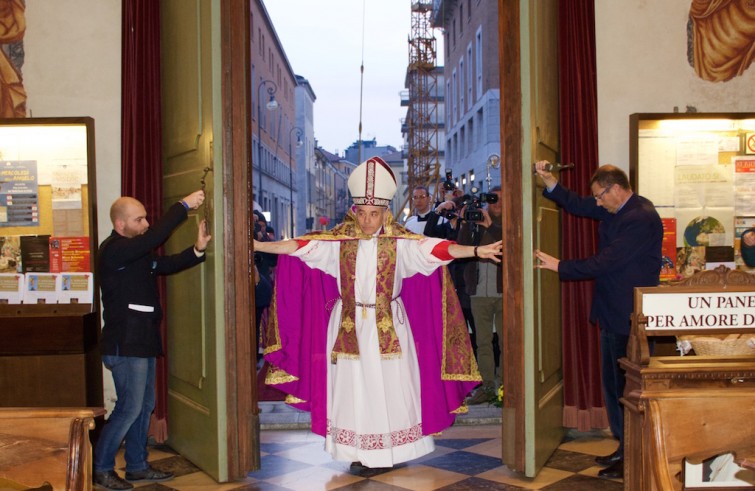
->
<box><xmin>620</xmin><ymin>267</ymin><xmax>755</xmax><ymax>490</ymax></box>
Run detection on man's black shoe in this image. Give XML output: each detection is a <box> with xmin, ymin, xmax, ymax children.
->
<box><xmin>597</xmin><ymin>460</ymin><xmax>623</xmax><ymax>479</ymax></box>
<box><xmin>595</xmin><ymin>450</ymin><xmax>621</xmax><ymax>466</ymax></box>
<box><xmin>124</xmin><ymin>466</ymin><xmax>174</xmax><ymax>483</ymax></box>
<box><xmin>93</xmin><ymin>470</ymin><xmax>133</xmax><ymax>490</ymax></box>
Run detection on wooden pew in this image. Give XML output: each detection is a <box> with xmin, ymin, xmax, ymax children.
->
<box><xmin>0</xmin><ymin>407</ymin><xmax>105</xmax><ymax>490</ymax></box>
<box><xmin>645</xmin><ymin>389</ymin><xmax>755</xmax><ymax>490</ymax></box>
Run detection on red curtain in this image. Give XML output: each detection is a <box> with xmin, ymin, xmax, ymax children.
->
<box><xmin>557</xmin><ymin>0</ymin><xmax>608</xmax><ymax>431</ymax></box>
<box><xmin>121</xmin><ymin>0</ymin><xmax>169</xmax><ymax>441</ymax></box>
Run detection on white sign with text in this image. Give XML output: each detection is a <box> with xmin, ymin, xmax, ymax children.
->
<box><xmin>643</xmin><ymin>291</ymin><xmax>755</xmax><ymax>331</ymax></box>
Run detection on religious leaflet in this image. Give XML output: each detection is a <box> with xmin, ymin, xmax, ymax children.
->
<box><xmin>660</xmin><ymin>218</ymin><xmax>678</xmax><ymax>281</ymax></box>
<box><xmin>57</xmin><ymin>272</ymin><xmax>93</xmax><ymax>304</ymax></box>
<box><xmin>733</xmin><ymin>156</ymin><xmax>755</xmax><ymax>215</ymax></box>
<box><xmin>0</xmin><ymin>160</ymin><xmax>39</xmax><ymax>227</ymax></box>
<box><xmin>49</xmin><ymin>236</ymin><xmax>90</xmax><ymax>272</ymax></box>
<box><xmin>0</xmin><ymin>235</ymin><xmax>21</xmax><ymax>273</ymax></box>
<box><xmin>23</xmin><ymin>272</ymin><xmax>60</xmax><ymax>304</ymax></box>
<box><xmin>20</xmin><ymin>235</ymin><xmax>51</xmax><ymax>272</ymax></box>
<box><xmin>674</xmin><ymin>164</ymin><xmax>734</xmax><ymax>248</ymax></box>
<box><xmin>0</xmin><ymin>273</ymin><xmax>23</xmax><ymax>303</ymax></box>
<box><xmin>684</xmin><ymin>454</ymin><xmax>755</xmax><ymax>488</ymax></box>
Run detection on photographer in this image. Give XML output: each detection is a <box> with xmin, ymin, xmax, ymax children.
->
<box><xmin>456</xmin><ymin>186</ymin><xmax>503</xmax><ymax>404</ymax></box>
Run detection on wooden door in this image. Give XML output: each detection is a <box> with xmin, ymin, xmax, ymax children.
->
<box><xmin>161</xmin><ymin>0</ymin><xmax>259</xmax><ymax>481</ymax></box>
<box><xmin>499</xmin><ymin>0</ymin><xmax>564</xmax><ymax>477</ymax></box>
<box><xmin>160</xmin><ymin>0</ymin><xmax>246</xmax><ymax>481</ymax></box>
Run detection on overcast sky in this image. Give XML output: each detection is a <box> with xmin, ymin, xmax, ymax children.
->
<box><xmin>265</xmin><ymin>0</ymin><xmax>439</xmax><ymax>156</ymax></box>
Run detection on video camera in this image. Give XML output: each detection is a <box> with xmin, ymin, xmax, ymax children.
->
<box><xmin>460</xmin><ymin>186</ymin><xmax>498</xmax><ymax>222</ymax></box>
<box><xmin>442</xmin><ymin>170</ymin><xmax>456</xmax><ymax>191</ymax></box>
<box><xmin>439</xmin><ymin>170</ymin><xmax>498</xmax><ymax>222</ymax></box>
<box><xmin>436</xmin><ymin>170</ymin><xmax>461</xmax><ymax>220</ymax></box>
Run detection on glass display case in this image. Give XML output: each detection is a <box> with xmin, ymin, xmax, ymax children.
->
<box><xmin>0</xmin><ymin>117</ymin><xmax>102</xmax><ymax>407</ymax></box>
<box><xmin>630</xmin><ymin>112</ymin><xmax>755</xmax><ymax>281</ymax></box>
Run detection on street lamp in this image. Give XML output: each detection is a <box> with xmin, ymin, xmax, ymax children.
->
<box><xmin>485</xmin><ymin>153</ymin><xmax>500</xmax><ymax>192</ymax></box>
<box><xmin>288</xmin><ymin>126</ymin><xmax>303</xmax><ymax>238</ymax></box>
<box><xmin>256</xmin><ymin>79</ymin><xmax>278</xmax><ymax>211</ymax></box>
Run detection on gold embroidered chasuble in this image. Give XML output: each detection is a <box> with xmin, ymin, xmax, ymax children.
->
<box><xmin>263</xmin><ymin>209</ymin><xmax>481</xmax><ymax>385</ymax></box>
<box><xmin>300</xmin><ymin>210</ymin><xmax>418</xmax><ymax>362</ymax></box>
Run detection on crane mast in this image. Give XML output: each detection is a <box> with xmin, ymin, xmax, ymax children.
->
<box><xmin>406</xmin><ymin>0</ymin><xmax>441</xmax><ymax>204</ymax></box>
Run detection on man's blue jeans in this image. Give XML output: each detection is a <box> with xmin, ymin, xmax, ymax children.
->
<box><xmin>94</xmin><ymin>355</ymin><xmax>156</xmax><ymax>473</ymax></box>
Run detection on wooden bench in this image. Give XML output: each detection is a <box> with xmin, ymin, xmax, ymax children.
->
<box><xmin>645</xmin><ymin>389</ymin><xmax>755</xmax><ymax>490</ymax></box>
<box><xmin>0</xmin><ymin>407</ymin><xmax>104</xmax><ymax>490</ymax></box>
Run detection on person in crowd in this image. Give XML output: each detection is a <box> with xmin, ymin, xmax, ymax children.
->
<box><xmin>254</xmin><ymin>222</ymin><xmax>273</xmax><ymax>362</ymax></box>
<box><xmin>533</xmin><ymin>162</ymin><xmax>663</xmax><ymax>480</ymax></box>
<box><xmin>253</xmin><ymin>209</ymin><xmax>266</xmax><ymax>228</ymax></box>
<box><xmin>93</xmin><ymin>190</ymin><xmax>211</xmax><ymax>490</ymax></box>
<box><xmin>254</xmin><ymin>157</ymin><xmax>503</xmax><ymax>468</ymax></box>
<box><xmin>455</xmin><ymin>187</ymin><xmax>503</xmax><ymax>405</ymax></box>
<box><xmin>404</xmin><ymin>185</ymin><xmax>449</xmax><ymax>238</ymax></box>
<box><xmin>252</xmin><ymin>211</ymin><xmax>277</xmax><ymax>280</ymax></box>
<box><xmin>434</xmin><ymin>196</ymin><xmax>478</xmax><ymax>354</ymax></box>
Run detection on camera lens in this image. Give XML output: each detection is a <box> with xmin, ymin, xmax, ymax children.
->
<box><xmin>481</xmin><ymin>193</ymin><xmax>499</xmax><ymax>204</ymax></box>
<box><xmin>464</xmin><ymin>209</ymin><xmax>483</xmax><ymax>222</ymax></box>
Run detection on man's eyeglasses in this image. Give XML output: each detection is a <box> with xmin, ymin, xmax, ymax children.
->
<box><xmin>412</xmin><ymin>195</ymin><xmax>428</xmax><ymax>200</ymax></box>
<box><xmin>593</xmin><ymin>185</ymin><xmax>612</xmax><ymax>201</ymax></box>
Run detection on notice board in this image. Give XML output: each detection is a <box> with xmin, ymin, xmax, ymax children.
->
<box><xmin>0</xmin><ymin>117</ymin><xmax>97</xmax><ymax>307</ymax></box>
<box><xmin>630</xmin><ymin>113</ymin><xmax>755</xmax><ymax>281</ymax></box>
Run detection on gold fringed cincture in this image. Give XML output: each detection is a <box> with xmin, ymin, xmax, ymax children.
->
<box><xmin>451</xmin><ymin>402</ymin><xmax>469</xmax><ymax>414</ymax></box>
<box><xmin>285</xmin><ymin>394</ymin><xmax>306</xmax><ymax>404</ymax></box>
<box><xmin>264</xmin><ymin>364</ymin><xmax>299</xmax><ymax>385</ymax></box>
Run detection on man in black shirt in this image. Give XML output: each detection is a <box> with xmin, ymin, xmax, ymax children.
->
<box><xmin>93</xmin><ymin>190</ymin><xmax>210</xmax><ymax>490</ymax></box>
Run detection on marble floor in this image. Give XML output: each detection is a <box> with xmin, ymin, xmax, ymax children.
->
<box><xmin>114</xmin><ymin>403</ymin><xmax>624</xmax><ymax>491</ymax></box>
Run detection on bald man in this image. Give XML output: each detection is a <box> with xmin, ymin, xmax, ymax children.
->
<box><xmin>93</xmin><ymin>191</ymin><xmax>210</xmax><ymax>490</ymax></box>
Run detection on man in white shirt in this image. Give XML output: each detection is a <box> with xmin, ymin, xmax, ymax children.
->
<box><xmin>404</xmin><ymin>185</ymin><xmax>448</xmax><ymax>237</ymax></box>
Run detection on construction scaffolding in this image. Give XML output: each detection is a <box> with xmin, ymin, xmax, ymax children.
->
<box><xmin>406</xmin><ymin>0</ymin><xmax>441</xmax><ymax>204</ymax></box>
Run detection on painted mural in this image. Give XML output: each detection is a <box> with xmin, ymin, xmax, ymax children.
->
<box><xmin>0</xmin><ymin>0</ymin><xmax>26</xmax><ymax>117</ymax></box>
<box><xmin>688</xmin><ymin>0</ymin><xmax>755</xmax><ymax>82</ymax></box>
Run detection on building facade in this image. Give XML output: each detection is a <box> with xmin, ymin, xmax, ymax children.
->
<box><xmin>251</xmin><ymin>0</ymin><xmax>299</xmax><ymax>238</ymax></box>
<box><xmin>311</xmin><ymin>148</ymin><xmax>355</xmax><ymax>231</ymax></box>
<box><xmin>433</xmin><ymin>0</ymin><xmax>501</xmax><ymax>195</ymax></box>
<box><xmin>293</xmin><ymin>75</ymin><xmax>316</xmax><ymax>238</ymax></box>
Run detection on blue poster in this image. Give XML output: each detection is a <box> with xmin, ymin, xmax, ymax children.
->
<box><xmin>0</xmin><ymin>160</ymin><xmax>39</xmax><ymax>227</ymax></box>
